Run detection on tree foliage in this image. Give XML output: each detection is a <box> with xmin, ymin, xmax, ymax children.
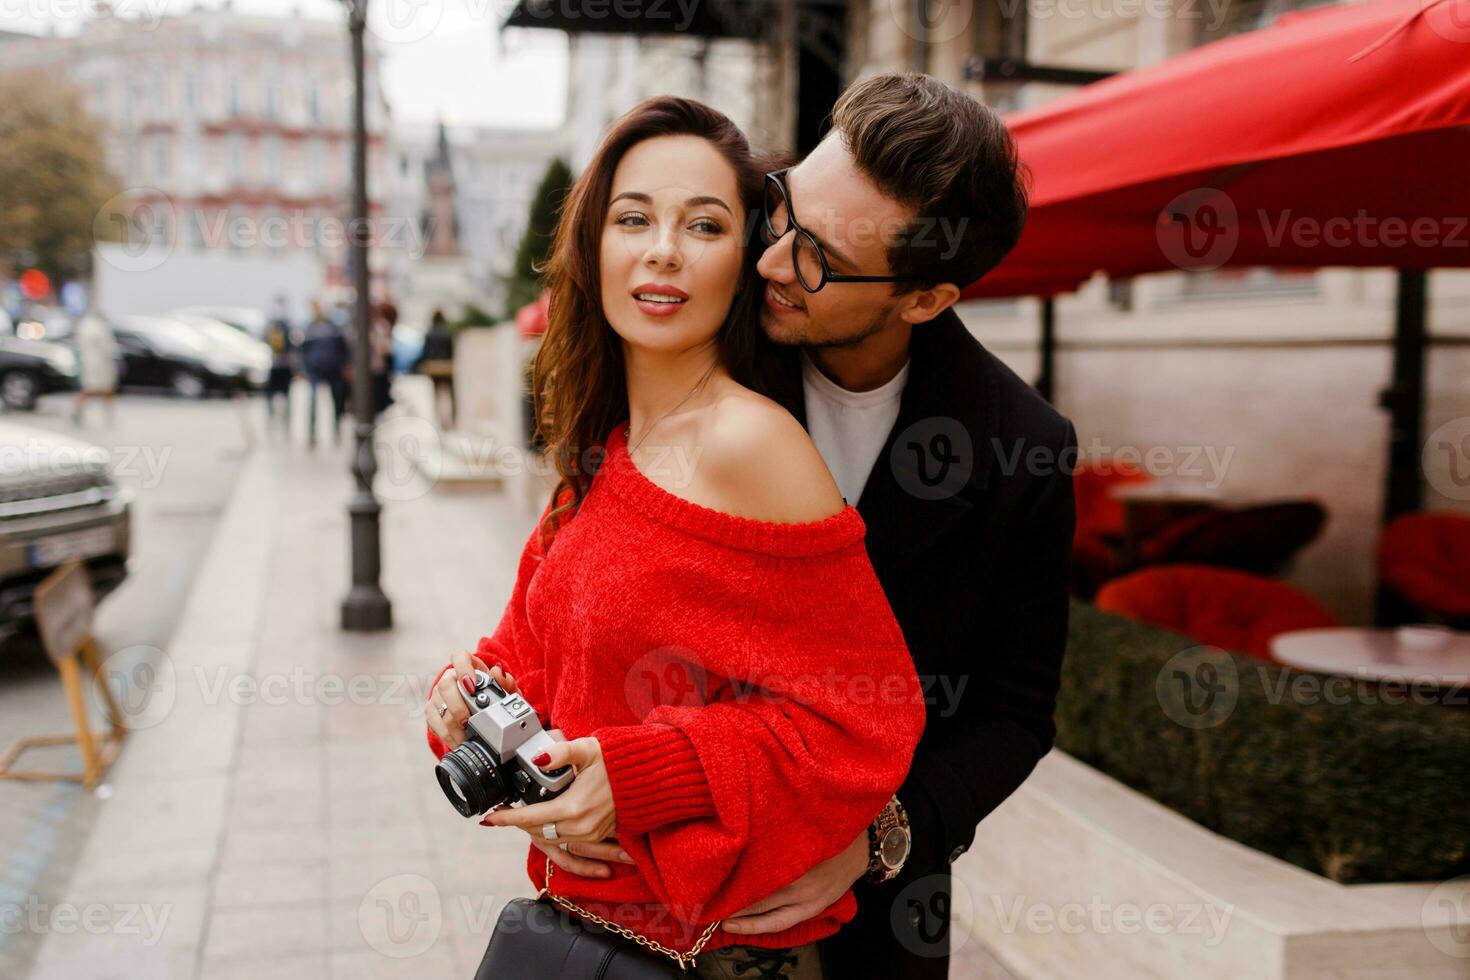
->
<box><xmin>502</xmin><ymin>157</ymin><xmax>572</xmax><ymax>321</ymax></box>
<box><xmin>0</xmin><ymin>72</ymin><xmax>119</xmax><ymax>284</ymax></box>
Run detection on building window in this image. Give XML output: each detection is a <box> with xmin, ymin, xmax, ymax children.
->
<box><xmin>230</xmin><ymin>134</ymin><xmax>246</xmax><ymax>184</ymax></box>
<box><xmin>152</xmin><ymin>137</ymin><xmax>169</xmax><ymax>180</ymax></box>
<box><xmin>184</xmin><ymin>74</ymin><xmax>196</xmax><ymax>111</ymax></box>
<box><xmin>310</xmin><ymin>140</ymin><xmax>327</xmax><ymax>190</ymax></box>
<box><xmin>264</xmin><ymin>79</ymin><xmax>279</xmax><ymax>120</ymax></box>
<box><xmin>1197</xmin><ymin>0</ymin><xmax>1338</xmax><ymax>44</ymax></box>
<box><xmin>308</xmin><ymin>85</ymin><xmax>321</xmax><ymax>123</ymax></box>
<box><xmin>1177</xmin><ymin>267</ymin><xmax>1319</xmax><ymax>299</ymax></box>
<box><xmin>263</xmin><ymin>137</ymin><xmax>281</xmax><ymax>182</ymax></box>
<box><xmin>228</xmin><ymin>77</ymin><xmax>241</xmax><ymax>117</ymax></box>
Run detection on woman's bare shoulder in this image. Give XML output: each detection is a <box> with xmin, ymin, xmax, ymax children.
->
<box><xmin>692</xmin><ymin>389</ymin><xmax>846</xmax><ymax>524</ymax></box>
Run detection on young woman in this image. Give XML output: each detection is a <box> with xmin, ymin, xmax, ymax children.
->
<box><xmin>424</xmin><ymin>97</ymin><xmax>924</xmax><ymax>980</ymax></box>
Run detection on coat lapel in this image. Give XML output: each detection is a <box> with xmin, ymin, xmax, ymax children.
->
<box><xmin>856</xmin><ymin>312</ymin><xmax>997</xmax><ymax>572</ymax></box>
<box><xmin>771</xmin><ymin>310</ymin><xmax>1000</xmax><ymax>572</ymax></box>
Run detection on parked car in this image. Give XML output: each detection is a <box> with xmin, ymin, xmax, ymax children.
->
<box><xmin>0</xmin><ymin>422</ymin><xmax>131</xmax><ymax>640</ymax></box>
<box><xmin>0</xmin><ymin>335</ymin><xmax>80</xmax><ymax>411</ymax></box>
<box><xmin>171</xmin><ymin>306</ymin><xmax>269</xmax><ymax>342</ymax></box>
<box><xmin>112</xmin><ymin>315</ymin><xmax>249</xmax><ymax>398</ymax></box>
<box><xmin>170</xmin><ymin>314</ymin><xmax>271</xmax><ymax>390</ymax></box>
<box><xmin>10</xmin><ymin>306</ymin><xmax>78</xmax><ymax>343</ymax></box>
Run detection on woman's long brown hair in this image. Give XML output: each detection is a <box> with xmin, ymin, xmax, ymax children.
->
<box><xmin>532</xmin><ymin>97</ymin><xmax>780</xmax><ymax>548</ymax></box>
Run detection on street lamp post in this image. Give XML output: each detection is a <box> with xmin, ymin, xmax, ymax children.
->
<box><xmin>340</xmin><ymin>0</ymin><xmax>392</xmax><ymax>631</ymax></box>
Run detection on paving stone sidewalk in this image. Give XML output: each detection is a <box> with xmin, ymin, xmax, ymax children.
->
<box><xmin>28</xmin><ymin>420</ymin><xmax>547</xmax><ymax>980</ymax></box>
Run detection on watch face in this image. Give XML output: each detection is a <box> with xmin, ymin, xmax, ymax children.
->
<box><xmin>880</xmin><ymin>826</ymin><xmax>910</xmax><ymax>868</ymax></box>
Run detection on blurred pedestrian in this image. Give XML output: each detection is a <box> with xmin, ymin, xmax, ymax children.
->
<box><xmin>264</xmin><ymin>296</ymin><xmax>298</xmax><ymax>425</ymax></box>
<box><xmin>371</xmin><ymin>299</ymin><xmax>397</xmax><ymax>418</ymax></box>
<box><xmin>71</xmin><ymin>310</ymin><xmax>118</xmax><ymax>427</ymax></box>
<box><xmin>300</xmin><ymin>299</ymin><xmax>350</xmax><ymax>447</ymax></box>
<box><xmin>414</xmin><ymin>308</ymin><xmax>455</xmax><ymax>430</ymax></box>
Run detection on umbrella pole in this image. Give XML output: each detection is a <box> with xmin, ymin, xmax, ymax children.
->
<box><xmin>1036</xmin><ymin>296</ymin><xmax>1056</xmax><ymax>403</ymax></box>
<box><xmin>1379</xmin><ymin>269</ymin><xmax>1427</xmax><ymax>524</ymax></box>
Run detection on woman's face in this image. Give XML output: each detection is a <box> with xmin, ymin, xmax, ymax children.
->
<box><xmin>599</xmin><ymin>134</ymin><xmax>746</xmax><ymax>356</ymax></box>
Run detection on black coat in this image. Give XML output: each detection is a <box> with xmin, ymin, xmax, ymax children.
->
<box><xmin>772</xmin><ymin>309</ymin><xmax>1078</xmax><ymax>978</ymax></box>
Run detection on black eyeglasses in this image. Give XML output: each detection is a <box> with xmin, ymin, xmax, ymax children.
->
<box><xmin>762</xmin><ymin>168</ymin><xmax>909</xmax><ymax>293</ymax></box>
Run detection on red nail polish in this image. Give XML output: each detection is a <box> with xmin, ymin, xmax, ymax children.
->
<box><xmin>532</xmin><ymin>752</ymin><xmax>551</xmax><ymax>767</ymax></box>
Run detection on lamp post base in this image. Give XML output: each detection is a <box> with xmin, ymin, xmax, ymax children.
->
<box><xmin>341</xmin><ymin>586</ymin><xmax>392</xmax><ymax>632</ymax></box>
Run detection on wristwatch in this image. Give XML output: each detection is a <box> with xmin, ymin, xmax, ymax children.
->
<box><xmin>865</xmin><ymin>795</ymin><xmax>911</xmax><ymax>884</ymax></box>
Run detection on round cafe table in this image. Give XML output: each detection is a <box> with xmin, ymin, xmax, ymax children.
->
<box><xmin>1271</xmin><ymin>627</ymin><xmax>1470</xmax><ymax>687</ymax></box>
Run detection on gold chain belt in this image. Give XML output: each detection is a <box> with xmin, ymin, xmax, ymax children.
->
<box><xmin>538</xmin><ymin>855</ymin><xmax>723</xmax><ymax>972</ymax></box>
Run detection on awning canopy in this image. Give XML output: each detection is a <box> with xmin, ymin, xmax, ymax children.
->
<box><xmin>516</xmin><ymin>291</ymin><xmax>551</xmax><ymax>339</ymax></box>
<box><xmin>965</xmin><ymin>0</ymin><xmax>1470</xmax><ymax>299</ymax></box>
<box><xmin>503</xmin><ymin>0</ymin><xmax>771</xmax><ymax>39</ymax></box>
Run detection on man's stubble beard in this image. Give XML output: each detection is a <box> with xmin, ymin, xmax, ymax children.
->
<box><xmin>761</xmin><ymin>301</ymin><xmax>896</xmax><ymax>350</ymax></box>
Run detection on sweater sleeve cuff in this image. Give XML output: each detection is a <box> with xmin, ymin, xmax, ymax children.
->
<box><xmin>428</xmin><ymin>726</ymin><xmax>450</xmax><ymax>761</ymax></box>
<box><xmin>594</xmin><ymin>723</ymin><xmax>717</xmax><ymax>835</ymax></box>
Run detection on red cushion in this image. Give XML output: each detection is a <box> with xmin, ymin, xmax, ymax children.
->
<box><xmin>1095</xmin><ymin>564</ymin><xmax>1340</xmax><ymax>662</ymax></box>
<box><xmin>1378</xmin><ymin>512</ymin><xmax>1470</xmax><ymax>617</ymax></box>
<box><xmin>1073</xmin><ymin>460</ymin><xmax>1151</xmax><ymax>543</ymax></box>
<box><xmin>1071</xmin><ymin>530</ymin><xmax>1122</xmax><ymax>598</ymax></box>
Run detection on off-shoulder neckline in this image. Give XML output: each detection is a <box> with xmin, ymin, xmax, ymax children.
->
<box><xmin>594</xmin><ymin>420</ymin><xmax>866</xmax><ymax>558</ymax></box>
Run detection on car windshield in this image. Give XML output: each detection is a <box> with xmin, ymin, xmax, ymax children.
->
<box><xmin>121</xmin><ymin>316</ymin><xmax>211</xmax><ymax>356</ymax></box>
<box><xmin>176</xmin><ymin>307</ymin><xmax>266</xmax><ymax>337</ymax></box>
<box><xmin>176</xmin><ymin>316</ymin><xmax>258</xmax><ymax>352</ymax></box>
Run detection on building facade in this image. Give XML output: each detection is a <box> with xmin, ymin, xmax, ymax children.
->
<box><xmin>562</xmin><ymin>31</ymin><xmax>791</xmax><ymax>171</ymax></box>
<box><xmin>387</xmin><ymin>121</ymin><xmax>564</xmax><ymax>319</ymax></box>
<box><xmin>0</xmin><ymin>6</ymin><xmax>398</xmax><ymax>303</ymax></box>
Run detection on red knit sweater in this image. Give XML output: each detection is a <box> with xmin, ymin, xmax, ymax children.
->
<box><xmin>427</xmin><ymin>420</ymin><xmax>925</xmax><ymax>955</ymax></box>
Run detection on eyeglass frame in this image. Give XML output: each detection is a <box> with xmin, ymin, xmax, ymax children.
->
<box><xmin>761</xmin><ymin>168</ymin><xmax>913</xmax><ymax>294</ymax></box>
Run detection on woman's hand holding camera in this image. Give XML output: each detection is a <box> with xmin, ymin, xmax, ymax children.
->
<box><xmin>428</xmin><ymin>650</ymin><xmax>636</xmax><ymax>876</ymax></box>
<box><xmin>481</xmin><ymin>736</ymin><xmax>631</xmax><ymax>871</ymax></box>
<box><xmin>426</xmin><ymin>650</ymin><xmax>516</xmax><ymax>751</ymax></box>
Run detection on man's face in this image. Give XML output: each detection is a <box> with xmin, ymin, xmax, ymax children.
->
<box><xmin>756</xmin><ymin>134</ymin><xmax>913</xmax><ymax>348</ymax></box>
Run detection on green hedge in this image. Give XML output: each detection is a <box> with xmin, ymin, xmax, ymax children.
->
<box><xmin>1056</xmin><ymin>600</ymin><xmax>1470</xmax><ymax>884</ymax></box>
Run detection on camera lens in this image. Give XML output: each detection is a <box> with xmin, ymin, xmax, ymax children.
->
<box><xmin>435</xmin><ymin>740</ymin><xmax>509</xmax><ymax>817</ymax></box>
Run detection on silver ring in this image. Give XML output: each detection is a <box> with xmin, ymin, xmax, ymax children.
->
<box><xmin>436</xmin><ymin>702</ymin><xmax>450</xmax><ymax>717</ymax></box>
<box><xmin>543</xmin><ymin>822</ymin><xmax>559</xmax><ymax>841</ymax></box>
<box><xmin>558</xmin><ymin>843</ymin><xmax>569</xmax><ymax>851</ymax></box>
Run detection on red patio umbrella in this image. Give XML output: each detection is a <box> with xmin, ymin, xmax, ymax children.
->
<box><xmin>516</xmin><ymin>290</ymin><xmax>550</xmax><ymax>339</ymax></box>
<box><xmin>965</xmin><ymin>0</ymin><xmax>1470</xmax><ymax>296</ymax></box>
<box><xmin>961</xmin><ymin>0</ymin><xmax>1470</xmax><ymax>534</ymax></box>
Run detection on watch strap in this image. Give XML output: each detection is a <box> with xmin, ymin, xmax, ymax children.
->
<box><xmin>865</xmin><ymin>794</ymin><xmax>910</xmax><ymax>884</ymax></box>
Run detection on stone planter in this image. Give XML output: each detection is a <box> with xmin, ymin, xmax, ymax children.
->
<box><xmin>951</xmin><ymin>751</ymin><xmax>1466</xmax><ymax>979</ymax></box>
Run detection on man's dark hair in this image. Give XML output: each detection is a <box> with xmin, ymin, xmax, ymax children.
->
<box><xmin>830</xmin><ymin>72</ymin><xmax>1030</xmax><ymax>291</ymax></box>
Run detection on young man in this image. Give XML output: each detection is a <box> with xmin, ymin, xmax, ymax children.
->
<box><xmin>728</xmin><ymin>71</ymin><xmax>1078</xmax><ymax>977</ymax></box>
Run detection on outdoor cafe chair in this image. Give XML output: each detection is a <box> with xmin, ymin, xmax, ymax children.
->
<box><xmin>1095</xmin><ymin>564</ymin><xmax>1340</xmax><ymax>663</ymax></box>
